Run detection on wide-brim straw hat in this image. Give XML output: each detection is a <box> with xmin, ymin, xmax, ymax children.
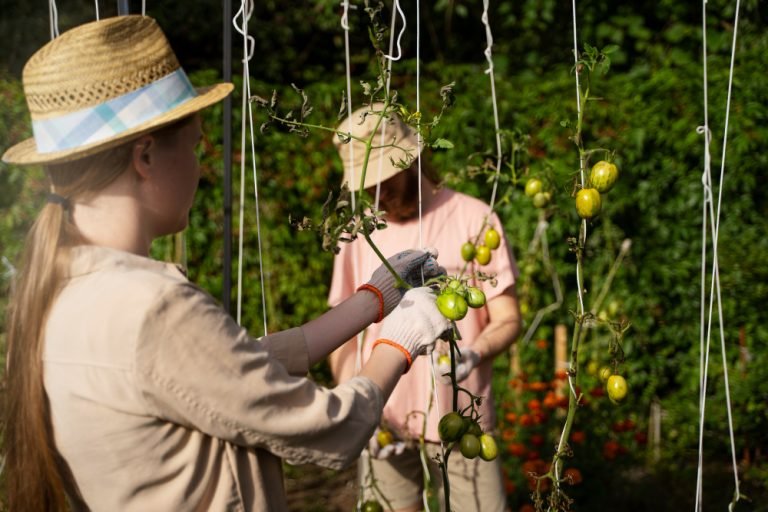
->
<box><xmin>2</xmin><ymin>15</ymin><xmax>233</xmax><ymax>166</ymax></box>
<box><xmin>335</xmin><ymin>103</ymin><xmax>421</xmax><ymax>192</ymax></box>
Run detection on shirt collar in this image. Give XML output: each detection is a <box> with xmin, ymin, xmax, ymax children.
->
<box><xmin>68</xmin><ymin>245</ymin><xmax>187</xmax><ymax>280</ymax></box>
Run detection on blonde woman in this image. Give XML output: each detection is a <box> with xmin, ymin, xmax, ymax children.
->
<box><xmin>2</xmin><ymin>16</ymin><xmax>448</xmax><ymax>511</ymax></box>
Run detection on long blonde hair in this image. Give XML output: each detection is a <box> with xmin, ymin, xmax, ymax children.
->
<box><xmin>4</xmin><ymin>143</ymin><xmax>133</xmax><ymax>510</ymax></box>
<box><xmin>4</xmin><ymin>115</ymin><xmax>194</xmax><ymax>510</ymax></box>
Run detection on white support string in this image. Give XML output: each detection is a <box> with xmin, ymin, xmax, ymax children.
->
<box><xmin>480</xmin><ymin>0</ymin><xmax>503</xmax><ymax>215</ymax></box>
<box><xmin>694</xmin><ymin>1</ymin><xmax>712</xmax><ymax>506</ymax></box>
<box><xmin>383</xmin><ymin>0</ymin><xmax>406</xmax><ymax>61</ymax></box>
<box><xmin>233</xmin><ymin>0</ymin><xmax>268</xmax><ymax>335</ymax></box>
<box><xmin>48</xmin><ymin>0</ymin><xmax>60</xmax><ymax>39</ymax></box>
<box><xmin>94</xmin><ymin>1</ymin><xmax>100</xmax><ymax>20</ymax></box>
<box><xmin>372</xmin><ymin>6</ymin><xmax>398</xmax><ymax>211</ymax></box>
<box><xmin>561</xmin><ymin>0</ymin><xmax>584</xmax><ymax>485</ymax></box>
<box><xmin>142</xmin><ymin>0</ymin><xmax>146</xmax><ymax>16</ymax></box>
<box><xmin>695</xmin><ymin>0</ymin><xmax>742</xmax><ymax>508</ymax></box>
<box><xmin>570</xmin><ymin>0</ymin><xmax>587</xmax><ymax>319</ymax></box>
<box><xmin>415</xmin><ymin>0</ymin><xmax>423</xmax><ymax>251</ymax></box>
<box><xmin>341</xmin><ymin>0</ymin><xmax>357</xmax><ymax>212</ymax></box>
<box><xmin>571</xmin><ymin>0</ymin><xmax>582</xmax><ymax>174</ymax></box>
<box><xmin>413</xmin><ymin>5</ymin><xmax>437</xmax><ymax>511</ymax></box>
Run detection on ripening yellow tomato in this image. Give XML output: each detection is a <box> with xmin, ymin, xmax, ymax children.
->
<box><xmin>475</xmin><ymin>245</ymin><xmax>492</xmax><ymax>265</ymax></box>
<box><xmin>606</xmin><ymin>374</ymin><xmax>628</xmax><ymax>404</ymax></box>
<box><xmin>575</xmin><ymin>188</ymin><xmax>602</xmax><ymax>219</ymax></box>
<box><xmin>590</xmin><ymin>160</ymin><xmax>619</xmax><ymax>193</ymax></box>
<box><xmin>484</xmin><ymin>228</ymin><xmax>501</xmax><ymax>250</ymax></box>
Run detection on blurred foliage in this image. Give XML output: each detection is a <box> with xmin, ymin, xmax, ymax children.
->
<box><xmin>1</xmin><ymin>0</ymin><xmax>767</xmax><ymax>509</ymax></box>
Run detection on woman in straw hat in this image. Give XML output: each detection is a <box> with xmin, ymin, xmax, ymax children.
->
<box><xmin>328</xmin><ymin>104</ymin><xmax>521</xmax><ymax>511</ymax></box>
<box><xmin>2</xmin><ymin>16</ymin><xmax>449</xmax><ymax>511</ymax></box>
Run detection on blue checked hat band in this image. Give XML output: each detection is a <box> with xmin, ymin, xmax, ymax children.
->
<box><xmin>31</xmin><ymin>69</ymin><xmax>197</xmax><ymax>154</ymax></box>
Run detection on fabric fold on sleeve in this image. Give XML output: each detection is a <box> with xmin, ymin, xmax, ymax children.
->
<box><xmin>136</xmin><ymin>282</ymin><xmax>383</xmax><ymax>470</ymax></box>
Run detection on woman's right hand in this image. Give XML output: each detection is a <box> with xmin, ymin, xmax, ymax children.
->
<box><xmin>363</xmin><ymin>248</ymin><xmax>443</xmax><ymax>318</ymax></box>
<box><xmin>374</xmin><ymin>287</ymin><xmax>449</xmax><ymax>368</ymax></box>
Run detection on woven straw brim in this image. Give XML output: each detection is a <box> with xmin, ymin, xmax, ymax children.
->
<box><xmin>2</xmin><ymin>82</ymin><xmax>233</xmax><ymax>166</ymax></box>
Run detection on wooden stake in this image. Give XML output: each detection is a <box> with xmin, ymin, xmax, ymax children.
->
<box><xmin>554</xmin><ymin>324</ymin><xmax>568</xmax><ymax>397</ymax></box>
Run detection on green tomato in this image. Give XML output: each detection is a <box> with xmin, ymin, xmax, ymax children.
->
<box><xmin>590</xmin><ymin>160</ymin><xmax>619</xmax><ymax>193</ymax></box>
<box><xmin>479</xmin><ymin>434</ymin><xmax>499</xmax><ymax>461</ymax></box>
<box><xmin>484</xmin><ymin>228</ymin><xmax>501</xmax><ymax>250</ymax></box>
<box><xmin>532</xmin><ymin>191</ymin><xmax>550</xmax><ymax>208</ymax></box>
<box><xmin>525</xmin><ymin>178</ymin><xmax>543</xmax><ymax>198</ymax></box>
<box><xmin>438</xmin><ymin>412</ymin><xmax>467</xmax><ymax>443</ymax></box>
<box><xmin>575</xmin><ymin>188</ymin><xmax>602</xmax><ymax>219</ymax></box>
<box><xmin>463</xmin><ymin>417</ymin><xmax>483</xmax><ymax>437</ymax></box>
<box><xmin>460</xmin><ymin>242</ymin><xmax>476</xmax><ymax>262</ymax></box>
<box><xmin>599</xmin><ymin>366</ymin><xmax>613</xmax><ymax>383</ymax></box>
<box><xmin>459</xmin><ymin>433</ymin><xmax>481</xmax><ymax>459</ymax></box>
<box><xmin>447</xmin><ymin>278</ymin><xmax>467</xmax><ymax>298</ymax></box>
<box><xmin>606</xmin><ymin>374</ymin><xmax>628</xmax><ymax>404</ymax></box>
<box><xmin>437</xmin><ymin>292</ymin><xmax>468</xmax><ymax>321</ymax></box>
<box><xmin>361</xmin><ymin>500</ymin><xmax>384</xmax><ymax>512</ymax></box>
<box><xmin>466</xmin><ymin>287</ymin><xmax>486</xmax><ymax>308</ymax></box>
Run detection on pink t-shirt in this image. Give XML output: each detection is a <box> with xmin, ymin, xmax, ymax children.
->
<box><xmin>328</xmin><ymin>187</ymin><xmax>519</xmax><ymax>442</ymax></box>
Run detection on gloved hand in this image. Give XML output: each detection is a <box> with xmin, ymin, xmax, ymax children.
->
<box><xmin>433</xmin><ymin>348</ymin><xmax>481</xmax><ymax>384</ymax></box>
<box><xmin>374</xmin><ymin>287</ymin><xmax>449</xmax><ymax>369</ymax></box>
<box><xmin>368</xmin><ymin>427</ymin><xmax>407</xmax><ymax>459</ymax></box>
<box><xmin>362</xmin><ymin>248</ymin><xmax>443</xmax><ymax>319</ymax></box>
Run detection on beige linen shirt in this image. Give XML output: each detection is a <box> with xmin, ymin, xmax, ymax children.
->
<box><xmin>44</xmin><ymin>245</ymin><xmax>382</xmax><ymax>511</ymax></box>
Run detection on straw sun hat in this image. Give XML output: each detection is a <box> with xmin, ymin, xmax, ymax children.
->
<box><xmin>335</xmin><ymin>103</ymin><xmax>421</xmax><ymax>192</ymax></box>
<box><xmin>2</xmin><ymin>15</ymin><xmax>233</xmax><ymax>165</ymax></box>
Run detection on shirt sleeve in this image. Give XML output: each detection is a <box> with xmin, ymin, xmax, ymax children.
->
<box><xmin>135</xmin><ymin>282</ymin><xmax>382</xmax><ymax>470</ymax></box>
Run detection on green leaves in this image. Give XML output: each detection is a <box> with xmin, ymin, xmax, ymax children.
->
<box><xmin>431</xmin><ymin>138</ymin><xmax>455</xmax><ymax>150</ymax></box>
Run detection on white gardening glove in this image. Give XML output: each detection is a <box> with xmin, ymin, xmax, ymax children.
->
<box><xmin>367</xmin><ymin>427</ymin><xmax>407</xmax><ymax>459</ymax></box>
<box><xmin>433</xmin><ymin>348</ymin><xmax>481</xmax><ymax>384</ymax></box>
<box><xmin>375</xmin><ymin>287</ymin><xmax>449</xmax><ymax>368</ymax></box>
<box><xmin>363</xmin><ymin>248</ymin><xmax>443</xmax><ymax>318</ymax></box>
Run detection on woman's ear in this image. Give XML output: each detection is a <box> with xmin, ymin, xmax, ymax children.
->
<box><xmin>131</xmin><ymin>135</ymin><xmax>154</xmax><ymax>180</ymax></box>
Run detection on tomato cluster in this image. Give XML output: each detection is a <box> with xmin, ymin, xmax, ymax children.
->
<box><xmin>575</xmin><ymin>160</ymin><xmax>620</xmax><ymax>219</ymax></box>
<box><xmin>436</xmin><ymin>277</ymin><xmax>486</xmax><ymax>321</ymax></box>
<box><xmin>460</xmin><ymin>226</ymin><xmax>502</xmax><ymax>267</ymax></box>
<box><xmin>523</xmin><ymin>177</ymin><xmax>552</xmax><ymax>209</ymax></box>
<box><xmin>438</xmin><ymin>411</ymin><xmax>498</xmax><ymax>461</ymax></box>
